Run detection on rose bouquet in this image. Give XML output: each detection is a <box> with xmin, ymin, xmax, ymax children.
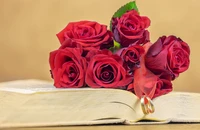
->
<box><xmin>49</xmin><ymin>1</ymin><xmax>190</xmax><ymax>99</ymax></box>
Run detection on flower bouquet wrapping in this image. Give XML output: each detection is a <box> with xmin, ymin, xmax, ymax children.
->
<box><xmin>49</xmin><ymin>1</ymin><xmax>190</xmax><ymax>100</ymax></box>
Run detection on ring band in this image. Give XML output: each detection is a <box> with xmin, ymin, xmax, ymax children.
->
<box><xmin>141</xmin><ymin>96</ymin><xmax>155</xmax><ymax>115</ymax></box>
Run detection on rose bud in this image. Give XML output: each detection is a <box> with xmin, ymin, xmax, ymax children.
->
<box><xmin>112</xmin><ymin>10</ymin><xmax>150</xmax><ymax>47</ymax></box>
<box><xmin>49</xmin><ymin>47</ymin><xmax>87</xmax><ymax>88</ymax></box>
<box><xmin>145</xmin><ymin>35</ymin><xmax>190</xmax><ymax>79</ymax></box>
<box><xmin>116</xmin><ymin>45</ymin><xmax>145</xmax><ymax>75</ymax></box>
<box><xmin>86</xmin><ymin>50</ymin><xmax>132</xmax><ymax>88</ymax></box>
<box><xmin>56</xmin><ymin>21</ymin><xmax>114</xmax><ymax>50</ymax></box>
<box><xmin>129</xmin><ymin>70</ymin><xmax>173</xmax><ymax>99</ymax></box>
<box><xmin>128</xmin><ymin>43</ymin><xmax>172</xmax><ymax>99</ymax></box>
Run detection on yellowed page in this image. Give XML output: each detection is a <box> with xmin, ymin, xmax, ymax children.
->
<box><xmin>0</xmin><ymin>80</ymin><xmax>142</xmax><ymax>128</ymax></box>
<box><xmin>144</xmin><ymin>92</ymin><xmax>200</xmax><ymax>123</ymax></box>
<box><xmin>2</xmin><ymin>79</ymin><xmax>200</xmax><ymax>127</ymax></box>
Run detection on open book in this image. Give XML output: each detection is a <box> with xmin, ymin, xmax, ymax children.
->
<box><xmin>0</xmin><ymin>79</ymin><xmax>200</xmax><ymax>128</ymax></box>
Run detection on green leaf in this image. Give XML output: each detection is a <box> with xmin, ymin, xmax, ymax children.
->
<box><xmin>110</xmin><ymin>1</ymin><xmax>138</xmax><ymax>30</ymax></box>
<box><xmin>113</xmin><ymin>1</ymin><xmax>138</xmax><ymax>18</ymax></box>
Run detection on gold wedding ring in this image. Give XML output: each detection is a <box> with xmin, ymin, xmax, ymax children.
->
<box><xmin>141</xmin><ymin>96</ymin><xmax>155</xmax><ymax>115</ymax></box>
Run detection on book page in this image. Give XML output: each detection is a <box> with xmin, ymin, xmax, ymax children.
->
<box><xmin>145</xmin><ymin>92</ymin><xmax>200</xmax><ymax>122</ymax></box>
<box><xmin>3</xmin><ymin>79</ymin><xmax>198</xmax><ymax>127</ymax></box>
<box><xmin>0</xmin><ymin>79</ymin><xmax>143</xmax><ymax>128</ymax></box>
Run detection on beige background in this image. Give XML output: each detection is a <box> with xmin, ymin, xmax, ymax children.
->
<box><xmin>0</xmin><ymin>0</ymin><xmax>199</xmax><ymax>92</ymax></box>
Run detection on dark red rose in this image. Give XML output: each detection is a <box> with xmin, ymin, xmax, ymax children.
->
<box><xmin>145</xmin><ymin>35</ymin><xmax>190</xmax><ymax>79</ymax></box>
<box><xmin>128</xmin><ymin>43</ymin><xmax>172</xmax><ymax>99</ymax></box>
<box><xmin>116</xmin><ymin>45</ymin><xmax>145</xmax><ymax>75</ymax></box>
<box><xmin>57</xmin><ymin>21</ymin><xmax>114</xmax><ymax>50</ymax></box>
<box><xmin>85</xmin><ymin>50</ymin><xmax>132</xmax><ymax>88</ymax></box>
<box><xmin>49</xmin><ymin>48</ymin><xmax>87</xmax><ymax>88</ymax></box>
<box><xmin>112</xmin><ymin>10</ymin><xmax>150</xmax><ymax>47</ymax></box>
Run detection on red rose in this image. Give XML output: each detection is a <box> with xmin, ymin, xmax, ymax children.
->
<box><xmin>145</xmin><ymin>35</ymin><xmax>190</xmax><ymax>79</ymax></box>
<box><xmin>57</xmin><ymin>21</ymin><xmax>114</xmax><ymax>50</ymax></box>
<box><xmin>116</xmin><ymin>45</ymin><xmax>145</xmax><ymax>75</ymax></box>
<box><xmin>49</xmin><ymin>47</ymin><xmax>87</xmax><ymax>88</ymax></box>
<box><xmin>128</xmin><ymin>43</ymin><xmax>172</xmax><ymax>99</ymax></box>
<box><xmin>112</xmin><ymin>10</ymin><xmax>150</xmax><ymax>47</ymax></box>
<box><xmin>85</xmin><ymin>50</ymin><xmax>132</xmax><ymax>88</ymax></box>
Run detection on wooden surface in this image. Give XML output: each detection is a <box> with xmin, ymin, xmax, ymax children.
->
<box><xmin>3</xmin><ymin>124</ymin><xmax>200</xmax><ymax>130</ymax></box>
